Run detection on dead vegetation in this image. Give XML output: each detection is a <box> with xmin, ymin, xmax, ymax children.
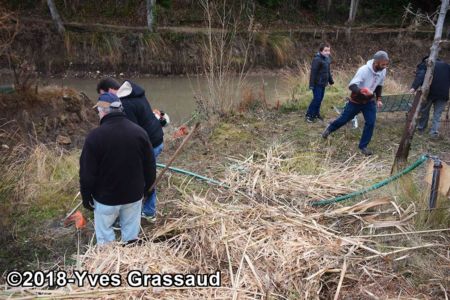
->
<box><xmin>2</xmin><ymin>143</ymin><xmax>449</xmax><ymax>299</ymax></box>
<box><xmin>223</xmin><ymin>145</ymin><xmax>387</xmax><ymax>205</ymax></box>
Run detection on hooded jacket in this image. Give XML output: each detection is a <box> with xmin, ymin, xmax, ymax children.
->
<box><xmin>309</xmin><ymin>53</ymin><xmax>334</xmax><ymax>88</ymax></box>
<box><xmin>347</xmin><ymin>59</ymin><xmax>386</xmax><ymax>104</ymax></box>
<box><xmin>349</xmin><ymin>59</ymin><xmax>386</xmax><ymax>93</ymax></box>
<box><xmin>411</xmin><ymin>59</ymin><xmax>450</xmax><ymax>102</ymax></box>
<box><xmin>117</xmin><ymin>81</ymin><xmax>164</xmax><ymax>147</ymax></box>
<box><xmin>80</xmin><ymin>112</ymin><xmax>156</xmax><ymax>206</ymax></box>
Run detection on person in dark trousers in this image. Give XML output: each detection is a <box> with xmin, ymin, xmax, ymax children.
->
<box><xmin>97</xmin><ymin>78</ymin><xmax>163</xmax><ymax>222</ymax></box>
<box><xmin>80</xmin><ymin>93</ymin><xmax>156</xmax><ymax>245</ymax></box>
<box><xmin>306</xmin><ymin>43</ymin><xmax>334</xmax><ymax>123</ymax></box>
<box><xmin>322</xmin><ymin>51</ymin><xmax>389</xmax><ymax>156</ymax></box>
<box><xmin>409</xmin><ymin>56</ymin><xmax>450</xmax><ymax>137</ymax></box>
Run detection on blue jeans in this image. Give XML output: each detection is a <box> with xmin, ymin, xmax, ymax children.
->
<box><xmin>94</xmin><ymin>199</ymin><xmax>142</xmax><ymax>245</ymax></box>
<box><xmin>417</xmin><ymin>99</ymin><xmax>447</xmax><ymax>134</ymax></box>
<box><xmin>306</xmin><ymin>86</ymin><xmax>326</xmax><ymax>117</ymax></box>
<box><xmin>328</xmin><ymin>100</ymin><xmax>377</xmax><ymax>149</ymax></box>
<box><xmin>142</xmin><ymin>143</ymin><xmax>164</xmax><ymax>217</ymax></box>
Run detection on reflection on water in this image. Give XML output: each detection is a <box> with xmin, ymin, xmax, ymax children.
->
<box><xmin>44</xmin><ymin>75</ymin><xmax>284</xmax><ymax>123</ymax></box>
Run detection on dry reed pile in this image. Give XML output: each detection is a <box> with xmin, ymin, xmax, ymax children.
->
<box><xmin>224</xmin><ymin>145</ymin><xmax>387</xmax><ymax>206</ymax></box>
<box><xmin>2</xmin><ymin>146</ymin><xmax>447</xmax><ymax>299</ymax></box>
<box><xmin>4</xmin><ymin>194</ymin><xmax>431</xmax><ymax>299</ymax></box>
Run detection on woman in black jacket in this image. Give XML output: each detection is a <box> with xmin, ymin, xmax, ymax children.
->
<box><xmin>305</xmin><ymin>43</ymin><xmax>334</xmax><ymax>123</ymax></box>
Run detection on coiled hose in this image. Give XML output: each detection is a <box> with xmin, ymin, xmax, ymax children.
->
<box><xmin>157</xmin><ymin>155</ymin><xmax>429</xmax><ymax>206</ymax></box>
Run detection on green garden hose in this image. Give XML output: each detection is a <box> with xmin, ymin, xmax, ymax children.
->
<box><xmin>311</xmin><ymin>155</ymin><xmax>428</xmax><ymax>206</ymax></box>
<box><xmin>156</xmin><ymin>163</ymin><xmax>229</xmax><ymax>187</ymax></box>
<box><xmin>157</xmin><ymin>155</ymin><xmax>429</xmax><ymax>207</ymax></box>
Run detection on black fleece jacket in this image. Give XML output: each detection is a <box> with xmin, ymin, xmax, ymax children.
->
<box><xmin>80</xmin><ymin>112</ymin><xmax>156</xmax><ymax>206</ymax></box>
<box><xmin>309</xmin><ymin>53</ymin><xmax>334</xmax><ymax>88</ymax></box>
<box><xmin>411</xmin><ymin>59</ymin><xmax>450</xmax><ymax>102</ymax></box>
<box><xmin>120</xmin><ymin>81</ymin><xmax>164</xmax><ymax>147</ymax></box>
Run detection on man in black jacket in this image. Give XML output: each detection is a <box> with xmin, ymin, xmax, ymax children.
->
<box><xmin>97</xmin><ymin>78</ymin><xmax>163</xmax><ymax>221</ymax></box>
<box><xmin>410</xmin><ymin>56</ymin><xmax>450</xmax><ymax>137</ymax></box>
<box><xmin>305</xmin><ymin>43</ymin><xmax>334</xmax><ymax>123</ymax></box>
<box><xmin>80</xmin><ymin>93</ymin><xmax>155</xmax><ymax>245</ymax></box>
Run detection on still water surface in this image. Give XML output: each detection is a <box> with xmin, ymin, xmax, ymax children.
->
<box><xmin>49</xmin><ymin>75</ymin><xmax>286</xmax><ymax>123</ymax></box>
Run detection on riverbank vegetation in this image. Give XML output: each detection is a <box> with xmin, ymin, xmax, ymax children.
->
<box><xmin>1</xmin><ymin>69</ymin><xmax>449</xmax><ymax>297</ymax></box>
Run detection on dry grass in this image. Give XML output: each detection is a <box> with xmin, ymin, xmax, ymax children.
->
<box><xmin>5</xmin><ymin>193</ymin><xmax>447</xmax><ymax>299</ymax></box>
<box><xmin>383</xmin><ymin>76</ymin><xmax>409</xmax><ymax>95</ymax></box>
<box><xmin>254</xmin><ymin>33</ymin><xmax>295</xmax><ymax>66</ymax></box>
<box><xmin>3</xmin><ymin>144</ymin><xmax>449</xmax><ymax>299</ymax></box>
<box><xmin>223</xmin><ymin>144</ymin><xmax>388</xmax><ymax>206</ymax></box>
<box><xmin>0</xmin><ymin>143</ymin><xmax>79</xmax><ymax>233</ymax></box>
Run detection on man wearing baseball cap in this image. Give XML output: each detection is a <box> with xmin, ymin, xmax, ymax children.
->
<box><xmin>321</xmin><ymin>51</ymin><xmax>389</xmax><ymax>156</ymax></box>
<box><xmin>96</xmin><ymin>78</ymin><xmax>163</xmax><ymax>222</ymax></box>
<box><xmin>80</xmin><ymin>92</ymin><xmax>156</xmax><ymax>245</ymax></box>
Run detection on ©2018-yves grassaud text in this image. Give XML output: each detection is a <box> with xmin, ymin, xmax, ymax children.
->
<box><xmin>6</xmin><ymin>270</ymin><xmax>221</xmax><ymax>288</ymax></box>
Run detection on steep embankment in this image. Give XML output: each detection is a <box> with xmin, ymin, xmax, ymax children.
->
<box><xmin>0</xmin><ymin>86</ymin><xmax>97</xmax><ymax>147</ymax></box>
<box><xmin>2</xmin><ymin>18</ymin><xmax>447</xmax><ymax>76</ymax></box>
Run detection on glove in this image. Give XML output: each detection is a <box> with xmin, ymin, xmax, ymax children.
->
<box><xmin>359</xmin><ymin>87</ymin><xmax>372</xmax><ymax>97</ymax></box>
<box><xmin>83</xmin><ymin>197</ymin><xmax>94</xmax><ymax>211</ymax></box>
<box><xmin>158</xmin><ymin>111</ymin><xmax>169</xmax><ymax>127</ymax></box>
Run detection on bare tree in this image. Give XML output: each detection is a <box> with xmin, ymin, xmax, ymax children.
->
<box><xmin>146</xmin><ymin>0</ymin><xmax>156</xmax><ymax>32</ymax></box>
<box><xmin>47</xmin><ymin>0</ymin><xmax>65</xmax><ymax>35</ymax></box>
<box><xmin>197</xmin><ymin>0</ymin><xmax>255</xmax><ymax>117</ymax></box>
<box><xmin>393</xmin><ymin>0</ymin><xmax>449</xmax><ymax>170</ymax></box>
<box><xmin>347</xmin><ymin>0</ymin><xmax>360</xmax><ymax>24</ymax></box>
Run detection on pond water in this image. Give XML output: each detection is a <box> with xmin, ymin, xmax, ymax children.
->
<box><xmin>46</xmin><ymin>75</ymin><xmax>287</xmax><ymax>124</ymax></box>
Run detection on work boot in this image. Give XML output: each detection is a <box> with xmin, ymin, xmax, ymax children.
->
<box><xmin>321</xmin><ymin>127</ymin><xmax>331</xmax><ymax>139</ymax></box>
<box><xmin>360</xmin><ymin>147</ymin><xmax>373</xmax><ymax>156</ymax></box>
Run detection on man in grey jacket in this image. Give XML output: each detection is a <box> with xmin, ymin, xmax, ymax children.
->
<box><xmin>322</xmin><ymin>51</ymin><xmax>389</xmax><ymax>156</ymax></box>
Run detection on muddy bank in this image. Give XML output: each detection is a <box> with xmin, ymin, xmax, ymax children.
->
<box><xmin>2</xmin><ymin>20</ymin><xmax>448</xmax><ymax>76</ymax></box>
<box><xmin>0</xmin><ymin>86</ymin><xmax>97</xmax><ymax>147</ymax></box>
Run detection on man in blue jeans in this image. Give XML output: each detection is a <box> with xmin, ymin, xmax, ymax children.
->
<box><xmin>97</xmin><ymin>78</ymin><xmax>164</xmax><ymax>222</ymax></box>
<box><xmin>322</xmin><ymin>51</ymin><xmax>389</xmax><ymax>156</ymax></box>
<box><xmin>306</xmin><ymin>43</ymin><xmax>334</xmax><ymax>122</ymax></box>
<box><xmin>80</xmin><ymin>93</ymin><xmax>155</xmax><ymax>245</ymax></box>
<box><xmin>409</xmin><ymin>56</ymin><xmax>450</xmax><ymax>138</ymax></box>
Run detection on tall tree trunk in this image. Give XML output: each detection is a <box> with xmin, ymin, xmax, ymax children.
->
<box><xmin>347</xmin><ymin>0</ymin><xmax>359</xmax><ymax>24</ymax></box>
<box><xmin>327</xmin><ymin>0</ymin><xmax>332</xmax><ymax>14</ymax></box>
<box><xmin>146</xmin><ymin>0</ymin><xmax>156</xmax><ymax>32</ymax></box>
<box><xmin>47</xmin><ymin>0</ymin><xmax>65</xmax><ymax>35</ymax></box>
<box><xmin>392</xmin><ymin>0</ymin><xmax>449</xmax><ymax>172</ymax></box>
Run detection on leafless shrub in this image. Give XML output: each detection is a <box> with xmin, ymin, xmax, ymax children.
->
<box><xmin>195</xmin><ymin>0</ymin><xmax>255</xmax><ymax>117</ymax></box>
